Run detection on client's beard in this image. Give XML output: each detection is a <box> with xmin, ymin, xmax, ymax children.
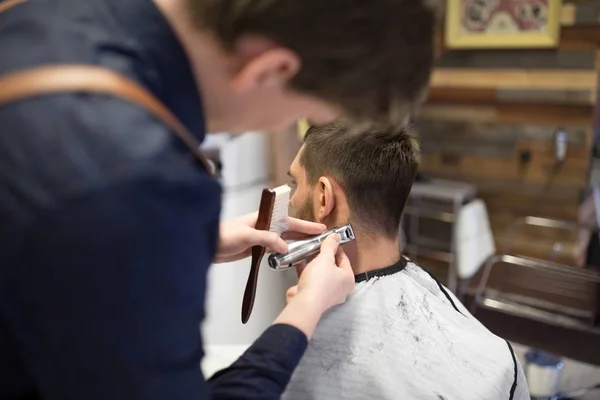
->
<box><xmin>290</xmin><ymin>195</ymin><xmax>316</xmax><ymax>223</ymax></box>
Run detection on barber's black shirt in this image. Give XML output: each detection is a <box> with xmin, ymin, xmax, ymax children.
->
<box><xmin>0</xmin><ymin>0</ymin><xmax>307</xmax><ymax>398</ymax></box>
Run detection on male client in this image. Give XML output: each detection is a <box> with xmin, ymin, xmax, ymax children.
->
<box><xmin>283</xmin><ymin>122</ymin><xmax>529</xmax><ymax>400</ymax></box>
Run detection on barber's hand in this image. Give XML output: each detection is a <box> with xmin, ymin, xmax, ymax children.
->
<box><xmin>285</xmin><ymin>234</ymin><xmax>355</xmax><ymax>315</ymax></box>
<box><xmin>214</xmin><ymin>212</ymin><xmax>326</xmax><ymax>263</ymax></box>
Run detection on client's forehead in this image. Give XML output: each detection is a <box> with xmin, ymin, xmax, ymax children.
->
<box><xmin>289</xmin><ymin>145</ymin><xmax>306</xmax><ymax>177</ymax></box>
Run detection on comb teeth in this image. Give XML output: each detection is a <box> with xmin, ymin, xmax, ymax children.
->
<box><xmin>269</xmin><ymin>184</ymin><xmax>291</xmax><ymax>235</ymax></box>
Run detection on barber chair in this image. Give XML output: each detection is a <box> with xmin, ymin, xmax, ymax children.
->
<box><xmin>458</xmin><ymin>212</ymin><xmax>600</xmax><ymax>367</ymax></box>
<box><xmin>403</xmin><ymin>179</ymin><xmax>478</xmax><ymax>293</ymax></box>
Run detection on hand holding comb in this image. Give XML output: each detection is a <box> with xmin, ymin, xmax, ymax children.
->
<box><xmin>241</xmin><ymin>185</ymin><xmax>290</xmax><ymax>323</ymax></box>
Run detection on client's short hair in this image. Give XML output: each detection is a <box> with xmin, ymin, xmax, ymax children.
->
<box><xmin>300</xmin><ymin>122</ymin><xmax>420</xmax><ymax>238</ymax></box>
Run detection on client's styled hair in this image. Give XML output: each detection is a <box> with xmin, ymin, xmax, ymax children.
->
<box><xmin>300</xmin><ymin>122</ymin><xmax>420</xmax><ymax>238</ymax></box>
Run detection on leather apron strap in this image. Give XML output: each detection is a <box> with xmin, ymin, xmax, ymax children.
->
<box><xmin>0</xmin><ymin>0</ymin><xmax>27</xmax><ymax>14</ymax></box>
<box><xmin>0</xmin><ymin>65</ymin><xmax>213</xmax><ymax>173</ymax></box>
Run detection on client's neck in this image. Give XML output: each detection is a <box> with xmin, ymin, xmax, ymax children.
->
<box><xmin>342</xmin><ymin>229</ymin><xmax>401</xmax><ymax>276</ymax></box>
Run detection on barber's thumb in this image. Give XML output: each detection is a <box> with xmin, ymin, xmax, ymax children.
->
<box><xmin>320</xmin><ymin>233</ymin><xmax>340</xmax><ymax>255</ymax></box>
<box><xmin>286</xmin><ymin>286</ymin><xmax>298</xmax><ymax>303</ymax></box>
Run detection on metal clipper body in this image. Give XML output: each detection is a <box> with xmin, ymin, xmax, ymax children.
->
<box><xmin>268</xmin><ymin>222</ymin><xmax>355</xmax><ymax>270</ymax></box>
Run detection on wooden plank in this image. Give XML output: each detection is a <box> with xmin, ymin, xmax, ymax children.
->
<box><xmin>594</xmin><ymin>52</ymin><xmax>600</xmax><ymax>127</ymax></box>
<box><xmin>476</xmin><ymin>104</ymin><xmax>593</xmax><ymax>125</ymax></box>
<box><xmin>490</xmin><ymin>237</ymin><xmax>575</xmax><ymax>261</ymax></box>
<box><xmin>416</xmin><ymin>122</ymin><xmax>592</xmax><ymax>193</ymax></box>
<box><xmin>427</xmin><ymin>86</ymin><xmax>595</xmax><ymax>107</ymax></box>
<box><xmin>418</xmin><ymin>141</ymin><xmax>511</xmax><ymax>158</ymax></box>
<box><xmin>561</xmin><ymin>25</ymin><xmax>600</xmax><ymax>50</ymax></box>
<box><xmin>478</xmin><ymin>263</ymin><xmax>598</xmax><ymax>311</ymax></box>
<box><xmin>491</xmin><ymin>234</ymin><xmax>580</xmax><ymax>266</ymax></box>
<box><xmin>489</xmin><ymin>218</ymin><xmax>580</xmax><ymax>252</ymax></box>
<box><xmin>455</xmin><ymin>178</ymin><xmax>584</xmax><ymax>202</ymax></box>
<box><xmin>419</xmin><ymin>140</ymin><xmax>589</xmax><ymax>159</ymax></box>
<box><xmin>496</xmin><ymin>89</ymin><xmax>595</xmax><ymax>105</ymax></box>
<box><xmin>483</xmin><ymin>187</ymin><xmax>585</xmax><ymax>207</ymax></box>
<box><xmin>430</xmin><ymin>69</ymin><xmax>597</xmax><ymax>91</ymax></box>
<box><xmin>436</xmin><ymin>50</ymin><xmax>596</xmax><ymax>70</ymax></box>
<box><xmin>417</xmin><ymin>105</ymin><xmax>497</xmax><ymax>124</ymax></box>
<box><xmin>417</xmin><ymin>177</ymin><xmax>584</xmax><ymax>206</ymax></box>
<box><xmin>562</xmin><ymin>1</ymin><xmax>600</xmax><ymax>26</ymax></box>
<box><xmin>418</xmin><ymin>104</ymin><xmax>593</xmax><ymax>125</ymax></box>
<box><xmin>415</xmin><ymin>119</ymin><xmax>589</xmax><ymax>146</ymax></box>
<box><xmin>426</xmin><ymin>87</ymin><xmax>497</xmax><ymax>104</ymax></box>
<box><xmin>575</xmin><ymin>2</ymin><xmax>600</xmax><ymax>25</ymax></box>
<box><xmin>419</xmin><ymin>159</ymin><xmax>589</xmax><ymax>193</ymax></box>
<box><xmin>515</xmin><ymin>139</ymin><xmax>591</xmax><ymax>166</ymax></box>
<box><xmin>483</xmin><ymin>194</ymin><xmax>581</xmax><ymax>221</ymax></box>
<box><xmin>434</xmin><ymin>26</ymin><xmax>444</xmax><ymax>55</ymax></box>
<box><xmin>419</xmin><ymin>135</ymin><xmax>591</xmax><ymax>157</ymax></box>
<box><xmin>562</xmin><ymin>2</ymin><xmax>577</xmax><ymax>26</ymax></box>
<box><xmin>419</xmin><ymin>152</ymin><xmax>589</xmax><ymax>188</ymax></box>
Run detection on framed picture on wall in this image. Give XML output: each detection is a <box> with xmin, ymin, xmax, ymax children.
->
<box><xmin>445</xmin><ymin>0</ymin><xmax>561</xmax><ymax>49</ymax></box>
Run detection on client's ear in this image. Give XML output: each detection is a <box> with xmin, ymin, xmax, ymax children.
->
<box><xmin>316</xmin><ymin>177</ymin><xmax>335</xmax><ymax>222</ymax></box>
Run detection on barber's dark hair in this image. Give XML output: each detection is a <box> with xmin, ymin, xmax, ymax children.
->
<box><xmin>300</xmin><ymin>122</ymin><xmax>420</xmax><ymax>238</ymax></box>
<box><xmin>188</xmin><ymin>0</ymin><xmax>439</xmax><ymax>125</ymax></box>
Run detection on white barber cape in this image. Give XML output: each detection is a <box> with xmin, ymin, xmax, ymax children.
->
<box><xmin>283</xmin><ymin>258</ymin><xmax>529</xmax><ymax>400</ymax></box>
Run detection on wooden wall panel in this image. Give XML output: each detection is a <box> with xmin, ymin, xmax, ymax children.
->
<box><xmin>430</xmin><ymin>69</ymin><xmax>597</xmax><ymax>91</ymax></box>
<box><xmin>437</xmin><ymin>50</ymin><xmax>596</xmax><ymax>70</ymax></box>
<box><xmin>419</xmin><ymin>6</ymin><xmax>599</xmax><ymax>276</ymax></box>
<box><xmin>415</xmin><ymin>113</ymin><xmax>593</xmax><ymax>266</ymax></box>
<box><xmin>418</xmin><ymin>104</ymin><xmax>594</xmax><ymax>124</ymax></box>
<box><xmin>427</xmin><ymin>87</ymin><xmax>596</xmax><ymax>107</ymax></box>
<box><xmin>563</xmin><ymin>1</ymin><xmax>600</xmax><ymax>26</ymax></box>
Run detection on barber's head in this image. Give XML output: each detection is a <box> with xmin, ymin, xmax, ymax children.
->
<box><xmin>288</xmin><ymin>122</ymin><xmax>420</xmax><ymax>238</ymax></box>
<box><xmin>187</xmin><ymin>0</ymin><xmax>439</xmax><ymax>132</ymax></box>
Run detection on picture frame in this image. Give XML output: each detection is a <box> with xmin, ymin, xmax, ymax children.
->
<box><xmin>445</xmin><ymin>0</ymin><xmax>562</xmax><ymax>49</ymax></box>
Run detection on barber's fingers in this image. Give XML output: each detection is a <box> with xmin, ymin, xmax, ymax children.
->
<box><xmin>335</xmin><ymin>246</ymin><xmax>352</xmax><ymax>272</ymax></box>
<box><xmin>252</xmin><ymin>230</ymin><xmax>288</xmax><ymax>254</ymax></box>
<box><xmin>286</xmin><ymin>218</ymin><xmax>326</xmax><ymax>235</ymax></box>
<box><xmin>240</xmin><ymin>211</ymin><xmax>259</xmax><ymax>226</ymax></box>
<box><xmin>318</xmin><ymin>233</ymin><xmax>340</xmax><ymax>259</ymax></box>
<box><xmin>282</xmin><ymin>231</ymin><xmax>317</xmax><ymax>241</ymax></box>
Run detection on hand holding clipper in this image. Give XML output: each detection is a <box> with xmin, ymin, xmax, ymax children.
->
<box><xmin>274</xmin><ymin>232</ymin><xmax>355</xmax><ymax>337</ymax></box>
<box><xmin>268</xmin><ymin>222</ymin><xmax>355</xmax><ymax>270</ymax></box>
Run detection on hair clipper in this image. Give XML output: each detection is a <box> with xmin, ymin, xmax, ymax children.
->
<box><xmin>268</xmin><ymin>222</ymin><xmax>355</xmax><ymax>270</ymax></box>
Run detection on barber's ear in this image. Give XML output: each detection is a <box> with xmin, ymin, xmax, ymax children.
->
<box><xmin>317</xmin><ymin>177</ymin><xmax>335</xmax><ymax>222</ymax></box>
<box><xmin>230</xmin><ymin>48</ymin><xmax>300</xmax><ymax>92</ymax></box>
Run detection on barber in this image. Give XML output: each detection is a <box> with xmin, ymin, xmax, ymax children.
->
<box><xmin>0</xmin><ymin>0</ymin><xmax>436</xmax><ymax>398</ymax></box>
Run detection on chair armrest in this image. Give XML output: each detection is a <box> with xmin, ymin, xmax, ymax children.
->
<box><xmin>471</xmin><ymin>254</ymin><xmax>600</xmax><ymax>315</ymax></box>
